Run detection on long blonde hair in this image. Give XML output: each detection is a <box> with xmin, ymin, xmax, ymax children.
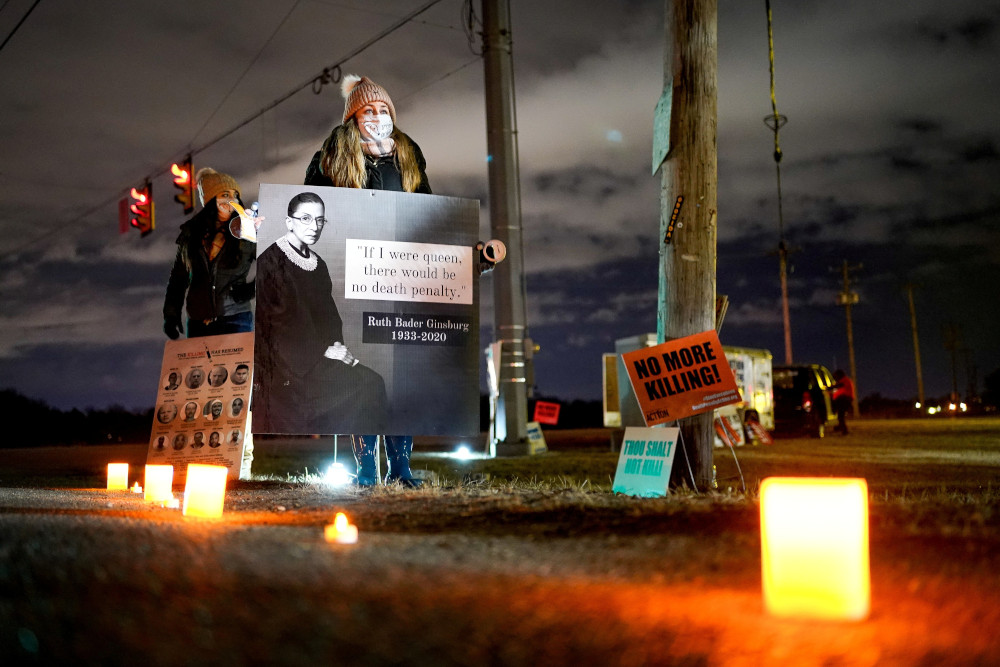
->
<box><xmin>319</xmin><ymin>119</ymin><xmax>423</xmax><ymax>192</ymax></box>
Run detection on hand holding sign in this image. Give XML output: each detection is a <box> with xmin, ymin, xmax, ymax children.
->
<box><xmin>476</xmin><ymin>239</ymin><xmax>506</xmax><ymax>275</ymax></box>
<box><xmin>228</xmin><ymin>200</ymin><xmax>264</xmax><ymax>242</ymax></box>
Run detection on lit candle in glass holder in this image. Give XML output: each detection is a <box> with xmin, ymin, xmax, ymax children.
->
<box><xmin>182</xmin><ymin>464</ymin><xmax>228</xmax><ymax>518</ymax></box>
<box><xmin>760</xmin><ymin>477</ymin><xmax>870</xmax><ymax>621</ymax></box>
<box><xmin>144</xmin><ymin>465</ymin><xmax>174</xmax><ymax>504</ymax></box>
<box><xmin>325</xmin><ymin>512</ymin><xmax>358</xmax><ymax>544</ymax></box>
<box><xmin>107</xmin><ymin>463</ymin><xmax>129</xmax><ymax>490</ymax></box>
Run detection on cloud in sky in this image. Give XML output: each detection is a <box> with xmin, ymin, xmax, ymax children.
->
<box><xmin>0</xmin><ymin>0</ymin><xmax>998</xmax><ymax>411</ymax></box>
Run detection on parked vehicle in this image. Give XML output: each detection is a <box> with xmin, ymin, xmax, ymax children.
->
<box><xmin>772</xmin><ymin>364</ymin><xmax>837</xmax><ymax>438</ymax></box>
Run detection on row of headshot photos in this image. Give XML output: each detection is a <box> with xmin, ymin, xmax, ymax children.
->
<box><xmin>163</xmin><ymin>363</ymin><xmax>250</xmax><ymax>391</ymax></box>
<box><xmin>156</xmin><ymin>397</ymin><xmax>247</xmax><ymax>424</ymax></box>
<box><xmin>153</xmin><ymin>430</ymin><xmax>243</xmax><ymax>451</ymax></box>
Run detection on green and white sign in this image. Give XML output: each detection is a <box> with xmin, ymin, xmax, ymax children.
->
<box><xmin>612</xmin><ymin>427</ymin><xmax>679</xmax><ymax>497</ymax></box>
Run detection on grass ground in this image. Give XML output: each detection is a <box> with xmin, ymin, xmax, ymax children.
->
<box><xmin>250</xmin><ymin>416</ymin><xmax>1000</xmax><ymax>494</ymax></box>
<box><xmin>1</xmin><ymin>417</ymin><xmax>999</xmax><ymax>664</ymax></box>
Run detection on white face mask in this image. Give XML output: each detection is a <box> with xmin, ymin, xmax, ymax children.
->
<box><xmin>362</xmin><ymin>113</ymin><xmax>394</xmax><ymax>140</ymax></box>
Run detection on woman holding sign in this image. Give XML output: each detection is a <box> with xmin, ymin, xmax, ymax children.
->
<box><xmin>304</xmin><ymin>75</ymin><xmax>432</xmax><ymax>488</ymax></box>
<box><xmin>303</xmin><ymin>75</ymin><xmax>501</xmax><ymax>487</ymax></box>
<box><xmin>163</xmin><ymin>168</ymin><xmax>256</xmax><ymax>339</ymax></box>
<box><xmin>305</xmin><ymin>74</ymin><xmax>431</xmax><ymax>195</ymax></box>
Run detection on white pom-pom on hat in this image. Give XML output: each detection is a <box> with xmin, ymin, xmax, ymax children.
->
<box><xmin>341</xmin><ymin>74</ymin><xmax>362</xmax><ymax>99</ymax></box>
<box><xmin>340</xmin><ymin>74</ymin><xmax>396</xmax><ymax>123</ymax></box>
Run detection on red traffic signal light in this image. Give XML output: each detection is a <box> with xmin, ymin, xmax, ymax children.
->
<box><xmin>171</xmin><ymin>158</ymin><xmax>194</xmax><ymax>214</ymax></box>
<box><xmin>129</xmin><ymin>183</ymin><xmax>155</xmax><ymax>236</ymax></box>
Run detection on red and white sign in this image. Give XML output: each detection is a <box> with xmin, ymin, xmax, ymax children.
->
<box><xmin>622</xmin><ymin>330</ymin><xmax>741</xmax><ymax>427</ymax></box>
<box><xmin>747</xmin><ymin>420</ymin><xmax>774</xmax><ymax>445</ymax></box>
<box><xmin>533</xmin><ymin>400</ymin><xmax>561</xmax><ymax>425</ymax></box>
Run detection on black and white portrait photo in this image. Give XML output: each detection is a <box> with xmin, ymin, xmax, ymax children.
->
<box><xmin>252</xmin><ymin>186</ymin><xmax>479</xmax><ymax>436</ymax></box>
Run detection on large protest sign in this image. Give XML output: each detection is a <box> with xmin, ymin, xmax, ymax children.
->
<box><xmin>146</xmin><ymin>332</ymin><xmax>254</xmax><ymax>481</ymax></box>
<box><xmin>622</xmin><ymin>330</ymin><xmax>741</xmax><ymax>427</ymax></box>
<box><xmin>252</xmin><ymin>185</ymin><xmax>479</xmax><ymax>436</ymax></box>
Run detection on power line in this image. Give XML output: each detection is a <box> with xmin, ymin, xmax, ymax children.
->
<box><xmin>312</xmin><ymin>0</ymin><xmax>464</xmax><ymax>32</ymax></box>
<box><xmin>189</xmin><ymin>0</ymin><xmax>444</xmax><ymax>157</ymax></box>
<box><xmin>190</xmin><ymin>0</ymin><xmax>303</xmax><ymax>147</ymax></box>
<box><xmin>0</xmin><ymin>0</ymin><xmax>453</xmax><ymax>260</ymax></box>
<box><xmin>3</xmin><ymin>189</ymin><xmax>123</xmax><ymax>258</ymax></box>
<box><xmin>395</xmin><ymin>55</ymin><xmax>479</xmax><ymax>104</ymax></box>
<box><xmin>0</xmin><ymin>0</ymin><xmax>41</xmax><ymax>53</ymax></box>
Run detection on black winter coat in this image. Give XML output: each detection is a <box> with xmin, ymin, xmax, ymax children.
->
<box><xmin>304</xmin><ymin>126</ymin><xmax>432</xmax><ymax>194</ymax></box>
<box><xmin>163</xmin><ymin>208</ymin><xmax>256</xmax><ymax>324</ymax></box>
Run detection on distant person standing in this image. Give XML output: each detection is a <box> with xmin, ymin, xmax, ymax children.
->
<box><xmin>832</xmin><ymin>369</ymin><xmax>855</xmax><ymax>435</ymax></box>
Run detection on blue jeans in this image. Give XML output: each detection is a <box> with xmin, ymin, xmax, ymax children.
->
<box><xmin>187</xmin><ymin>311</ymin><xmax>253</xmax><ymax>338</ymax></box>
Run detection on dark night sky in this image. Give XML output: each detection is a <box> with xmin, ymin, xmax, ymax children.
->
<box><xmin>1</xmin><ymin>0</ymin><xmax>998</xmax><ymax>411</ymax></box>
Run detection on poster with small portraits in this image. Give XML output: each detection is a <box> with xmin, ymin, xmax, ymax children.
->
<box><xmin>147</xmin><ymin>332</ymin><xmax>254</xmax><ymax>481</ymax></box>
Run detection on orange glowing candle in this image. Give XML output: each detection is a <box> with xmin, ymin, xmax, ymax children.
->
<box><xmin>144</xmin><ymin>465</ymin><xmax>174</xmax><ymax>504</ymax></box>
<box><xmin>324</xmin><ymin>512</ymin><xmax>358</xmax><ymax>544</ymax></box>
<box><xmin>182</xmin><ymin>464</ymin><xmax>228</xmax><ymax>518</ymax></box>
<box><xmin>131</xmin><ymin>482</ymin><xmax>143</xmax><ymax>494</ymax></box>
<box><xmin>760</xmin><ymin>477</ymin><xmax>870</xmax><ymax>621</ymax></box>
<box><xmin>107</xmin><ymin>463</ymin><xmax>129</xmax><ymax>490</ymax></box>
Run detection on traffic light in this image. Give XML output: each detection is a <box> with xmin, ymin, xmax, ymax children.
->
<box><xmin>129</xmin><ymin>182</ymin><xmax>155</xmax><ymax>236</ymax></box>
<box><xmin>171</xmin><ymin>158</ymin><xmax>194</xmax><ymax>214</ymax></box>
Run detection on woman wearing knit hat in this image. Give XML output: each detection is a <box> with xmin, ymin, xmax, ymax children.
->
<box><xmin>163</xmin><ymin>167</ymin><xmax>256</xmax><ymax>339</ymax></box>
<box><xmin>304</xmin><ymin>74</ymin><xmax>431</xmax><ymax>488</ymax></box>
<box><xmin>305</xmin><ymin>74</ymin><xmax>431</xmax><ymax>193</ymax></box>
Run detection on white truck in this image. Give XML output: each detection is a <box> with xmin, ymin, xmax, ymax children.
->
<box><xmin>722</xmin><ymin>345</ymin><xmax>774</xmax><ymax>430</ymax></box>
<box><xmin>716</xmin><ymin>346</ymin><xmax>774</xmax><ymax>446</ymax></box>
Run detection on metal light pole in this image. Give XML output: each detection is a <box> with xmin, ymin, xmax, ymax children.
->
<box><xmin>482</xmin><ymin>0</ymin><xmax>531</xmax><ymax>456</ymax></box>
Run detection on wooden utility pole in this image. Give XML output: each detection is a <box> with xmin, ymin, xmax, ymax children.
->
<box><xmin>656</xmin><ymin>0</ymin><xmax>718</xmax><ymax>490</ymax></box>
<box><xmin>942</xmin><ymin>323</ymin><xmax>962</xmax><ymax>403</ymax></box>
<box><xmin>904</xmin><ymin>283</ymin><xmax>925</xmax><ymax>409</ymax></box>
<box><xmin>482</xmin><ymin>0</ymin><xmax>531</xmax><ymax>455</ymax></box>
<box><xmin>836</xmin><ymin>260</ymin><xmax>862</xmax><ymax>418</ymax></box>
<box><xmin>764</xmin><ymin>0</ymin><xmax>792</xmax><ymax>364</ymax></box>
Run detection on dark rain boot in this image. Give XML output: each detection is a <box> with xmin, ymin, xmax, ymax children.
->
<box><xmin>384</xmin><ymin>436</ymin><xmax>422</xmax><ymax>488</ymax></box>
<box><xmin>351</xmin><ymin>435</ymin><xmax>379</xmax><ymax>486</ymax></box>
